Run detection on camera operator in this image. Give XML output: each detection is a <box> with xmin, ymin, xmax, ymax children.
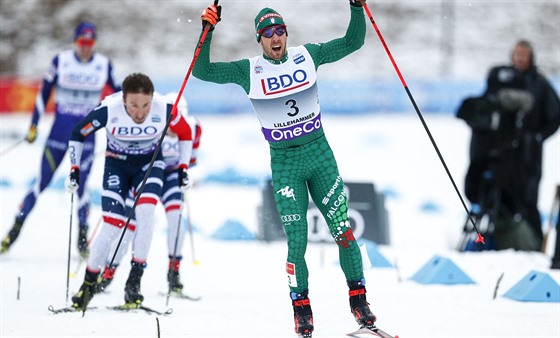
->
<box><xmin>458</xmin><ymin>40</ymin><xmax>559</xmax><ymax>251</ymax></box>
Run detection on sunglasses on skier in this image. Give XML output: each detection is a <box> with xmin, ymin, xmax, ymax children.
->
<box><xmin>259</xmin><ymin>25</ymin><xmax>287</xmax><ymax>39</ymax></box>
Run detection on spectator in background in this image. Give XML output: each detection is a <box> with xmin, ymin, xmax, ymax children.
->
<box><xmin>458</xmin><ymin>39</ymin><xmax>560</xmax><ymax>251</ymax></box>
<box><xmin>1</xmin><ymin>22</ymin><xmax>121</xmax><ymax>257</ymax></box>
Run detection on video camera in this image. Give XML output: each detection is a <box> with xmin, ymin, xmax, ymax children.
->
<box><xmin>457</xmin><ymin>87</ymin><xmax>533</xmax><ymax>133</ymax></box>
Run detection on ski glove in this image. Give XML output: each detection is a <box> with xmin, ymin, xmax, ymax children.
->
<box><xmin>66</xmin><ymin>166</ymin><xmax>80</xmax><ymax>193</ymax></box>
<box><xmin>178</xmin><ymin>164</ymin><xmax>190</xmax><ymax>191</ymax></box>
<box><xmin>25</xmin><ymin>124</ymin><xmax>37</xmax><ymax>143</ymax></box>
<box><xmin>201</xmin><ymin>3</ymin><xmax>221</xmax><ymax>29</ymax></box>
<box><xmin>350</xmin><ymin>0</ymin><xmax>366</xmax><ymax>7</ymax></box>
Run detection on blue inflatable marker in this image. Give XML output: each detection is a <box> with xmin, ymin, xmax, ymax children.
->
<box><xmin>503</xmin><ymin>270</ymin><xmax>560</xmax><ymax>302</ymax></box>
<box><xmin>203</xmin><ymin>167</ymin><xmax>261</xmax><ymax>186</ymax></box>
<box><xmin>410</xmin><ymin>255</ymin><xmax>475</xmax><ymax>285</ymax></box>
<box><xmin>0</xmin><ymin>178</ymin><xmax>12</xmax><ymax>188</ymax></box>
<box><xmin>211</xmin><ymin>219</ymin><xmax>255</xmax><ymax>241</ymax></box>
<box><xmin>420</xmin><ymin>201</ymin><xmax>441</xmax><ymax>213</ymax></box>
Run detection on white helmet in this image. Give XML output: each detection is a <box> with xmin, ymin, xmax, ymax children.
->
<box><xmin>163</xmin><ymin>92</ymin><xmax>188</xmax><ymax>116</ymax></box>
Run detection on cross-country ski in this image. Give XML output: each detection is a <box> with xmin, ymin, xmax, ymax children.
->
<box><xmin>158</xmin><ymin>291</ymin><xmax>201</xmax><ymax>301</ymax></box>
<box><xmin>47</xmin><ymin>304</ymin><xmax>172</xmax><ymax>316</ymax></box>
<box><xmin>107</xmin><ymin>304</ymin><xmax>173</xmax><ymax>316</ymax></box>
<box><xmin>347</xmin><ymin>326</ymin><xmax>399</xmax><ymax>338</ymax></box>
<box><xmin>47</xmin><ymin>305</ymin><xmax>97</xmax><ymax>315</ymax></box>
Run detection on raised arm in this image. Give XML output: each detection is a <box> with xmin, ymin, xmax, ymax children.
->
<box><xmin>304</xmin><ymin>1</ymin><xmax>366</xmax><ymax>68</ymax></box>
<box><xmin>192</xmin><ymin>3</ymin><xmax>252</xmax><ymax>94</ymax></box>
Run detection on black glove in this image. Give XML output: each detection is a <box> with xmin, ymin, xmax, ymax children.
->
<box><xmin>350</xmin><ymin>0</ymin><xmax>365</xmax><ymax>7</ymax></box>
<box><xmin>66</xmin><ymin>166</ymin><xmax>80</xmax><ymax>193</ymax></box>
<box><xmin>178</xmin><ymin>165</ymin><xmax>190</xmax><ymax>191</ymax></box>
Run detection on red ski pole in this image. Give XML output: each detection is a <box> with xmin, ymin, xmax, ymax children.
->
<box><xmin>362</xmin><ymin>2</ymin><xmax>484</xmax><ymax>244</ymax></box>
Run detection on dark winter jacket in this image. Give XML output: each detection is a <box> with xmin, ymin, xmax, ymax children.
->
<box><xmin>457</xmin><ymin>65</ymin><xmax>559</xmax><ymax>212</ymax></box>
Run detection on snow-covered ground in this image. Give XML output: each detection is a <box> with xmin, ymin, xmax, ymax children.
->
<box><xmin>1</xmin><ymin>113</ymin><xmax>559</xmax><ymax>338</ymax></box>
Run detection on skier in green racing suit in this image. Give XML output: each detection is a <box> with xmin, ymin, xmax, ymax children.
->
<box><xmin>193</xmin><ymin>1</ymin><xmax>377</xmax><ymax>336</ymax></box>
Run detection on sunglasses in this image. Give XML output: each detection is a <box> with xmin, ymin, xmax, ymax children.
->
<box><xmin>259</xmin><ymin>25</ymin><xmax>287</xmax><ymax>39</ymax></box>
<box><xmin>76</xmin><ymin>38</ymin><xmax>95</xmax><ymax>47</ymax></box>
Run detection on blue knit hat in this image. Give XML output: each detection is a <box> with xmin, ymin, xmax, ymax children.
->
<box><xmin>74</xmin><ymin>22</ymin><xmax>96</xmax><ymax>41</ymax></box>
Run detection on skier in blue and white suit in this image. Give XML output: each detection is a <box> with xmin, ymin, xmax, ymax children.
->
<box><xmin>95</xmin><ymin>92</ymin><xmax>203</xmax><ymax>296</ymax></box>
<box><xmin>66</xmin><ymin>73</ymin><xmax>193</xmax><ymax>310</ymax></box>
<box><xmin>1</xmin><ymin>22</ymin><xmax>121</xmax><ymax>256</ymax></box>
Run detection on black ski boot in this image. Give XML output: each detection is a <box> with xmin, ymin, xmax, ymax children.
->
<box><xmin>291</xmin><ymin>290</ymin><xmax>313</xmax><ymax>338</ymax></box>
<box><xmin>167</xmin><ymin>269</ymin><xmax>184</xmax><ymax>293</ymax></box>
<box><xmin>77</xmin><ymin>225</ymin><xmax>89</xmax><ymax>258</ymax></box>
<box><xmin>72</xmin><ymin>269</ymin><xmax>99</xmax><ymax>311</ymax></box>
<box><xmin>1</xmin><ymin>218</ymin><xmax>24</xmax><ymax>254</ymax></box>
<box><xmin>168</xmin><ymin>258</ymin><xmax>184</xmax><ymax>293</ymax></box>
<box><xmin>95</xmin><ymin>265</ymin><xmax>117</xmax><ymax>294</ymax></box>
<box><xmin>124</xmin><ymin>261</ymin><xmax>146</xmax><ymax>307</ymax></box>
<box><xmin>348</xmin><ymin>279</ymin><xmax>377</xmax><ymax>329</ymax></box>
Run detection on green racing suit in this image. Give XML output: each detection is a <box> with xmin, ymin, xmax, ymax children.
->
<box><xmin>193</xmin><ymin>5</ymin><xmax>367</xmax><ymax>293</ymax></box>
